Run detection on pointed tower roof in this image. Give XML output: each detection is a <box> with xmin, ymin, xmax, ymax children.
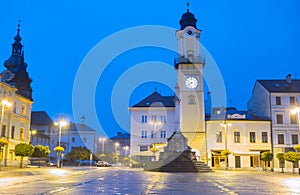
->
<box><xmin>3</xmin><ymin>21</ymin><xmax>33</xmax><ymax>100</ymax></box>
<box><xmin>180</xmin><ymin>2</ymin><xmax>198</xmax><ymax>30</ymax></box>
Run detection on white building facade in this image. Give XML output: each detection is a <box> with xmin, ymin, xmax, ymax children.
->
<box><xmin>248</xmin><ymin>75</ymin><xmax>300</xmax><ymax>170</ymax></box>
<box><xmin>129</xmin><ymin>7</ymin><xmax>273</xmax><ymax>169</ymax></box>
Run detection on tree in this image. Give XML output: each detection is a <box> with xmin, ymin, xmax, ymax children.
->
<box><xmin>294</xmin><ymin>144</ymin><xmax>300</xmax><ymax>152</ymax></box>
<box><xmin>221</xmin><ymin>150</ymin><xmax>231</xmax><ymax>171</ymax></box>
<box><xmin>65</xmin><ymin>147</ymin><xmax>90</xmax><ymax>166</ymax></box>
<box><xmin>276</xmin><ymin>153</ymin><xmax>285</xmax><ymax>173</ymax></box>
<box><xmin>31</xmin><ymin>145</ymin><xmax>50</xmax><ymax>158</ymax></box>
<box><xmin>0</xmin><ymin>138</ymin><xmax>9</xmax><ymax>171</ymax></box>
<box><xmin>261</xmin><ymin>152</ymin><xmax>273</xmax><ymax>172</ymax></box>
<box><xmin>14</xmin><ymin>143</ymin><xmax>34</xmax><ymax>168</ymax></box>
<box><xmin>284</xmin><ymin>151</ymin><xmax>300</xmax><ymax>173</ymax></box>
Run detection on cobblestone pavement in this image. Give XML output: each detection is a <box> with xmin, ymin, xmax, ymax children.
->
<box><xmin>0</xmin><ymin>167</ymin><xmax>300</xmax><ymax>194</ymax></box>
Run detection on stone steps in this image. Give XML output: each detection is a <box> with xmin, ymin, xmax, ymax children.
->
<box><xmin>144</xmin><ymin>154</ymin><xmax>213</xmax><ymax>172</ymax></box>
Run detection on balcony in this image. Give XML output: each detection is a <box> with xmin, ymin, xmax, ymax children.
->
<box><xmin>174</xmin><ymin>56</ymin><xmax>205</xmax><ymax>69</ymax></box>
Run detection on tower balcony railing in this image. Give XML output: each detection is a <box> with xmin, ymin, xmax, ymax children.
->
<box><xmin>174</xmin><ymin>56</ymin><xmax>205</xmax><ymax>68</ymax></box>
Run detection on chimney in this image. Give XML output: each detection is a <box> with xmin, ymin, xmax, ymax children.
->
<box><xmin>286</xmin><ymin>74</ymin><xmax>292</xmax><ymax>85</ymax></box>
<box><xmin>117</xmin><ymin>132</ymin><xmax>122</xmax><ymax>136</ymax></box>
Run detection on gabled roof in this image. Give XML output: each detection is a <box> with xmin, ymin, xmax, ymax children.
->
<box><xmin>132</xmin><ymin>92</ymin><xmax>175</xmax><ymax>107</ymax></box>
<box><xmin>31</xmin><ymin>111</ymin><xmax>53</xmax><ymax>125</ymax></box>
<box><xmin>69</xmin><ymin>123</ymin><xmax>96</xmax><ymax>132</ymax></box>
<box><xmin>257</xmin><ymin>79</ymin><xmax>300</xmax><ymax>93</ymax></box>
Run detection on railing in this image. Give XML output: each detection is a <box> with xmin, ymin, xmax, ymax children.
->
<box><xmin>174</xmin><ymin>56</ymin><xmax>205</xmax><ymax>68</ymax></box>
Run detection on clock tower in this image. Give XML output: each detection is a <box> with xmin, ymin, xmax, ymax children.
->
<box><xmin>175</xmin><ymin>5</ymin><xmax>207</xmax><ymax>162</ymax></box>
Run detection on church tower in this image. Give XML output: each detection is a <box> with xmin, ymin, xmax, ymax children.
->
<box><xmin>2</xmin><ymin>23</ymin><xmax>33</xmax><ymax>100</ymax></box>
<box><xmin>175</xmin><ymin>4</ymin><xmax>206</xmax><ymax>161</ymax></box>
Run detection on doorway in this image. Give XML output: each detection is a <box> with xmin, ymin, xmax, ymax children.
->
<box><xmin>235</xmin><ymin>156</ymin><xmax>241</xmax><ymax>168</ymax></box>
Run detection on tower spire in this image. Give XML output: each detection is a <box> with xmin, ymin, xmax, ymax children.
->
<box><xmin>186</xmin><ymin>2</ymin><xmax>190</xmax><ymax>12</ymax></box>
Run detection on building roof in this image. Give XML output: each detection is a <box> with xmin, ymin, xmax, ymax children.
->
<box><xmin>132</xmin><ymin>91</ymin><xmax>175</xmax><ymax>107</ymax></box>
<box><xmin>69</xmin><ymin>123</ymin><xmax>97</xmax><ymax>132</ymax></box>
<box><xmin>206</xmin><ymin>108</ymin><xmax>270</xmax><ymax>121</ymax></box>
<box><xmin>110</xmin><ymin>132</ymin><xmax>130</xmax><ymax>139</ymax></box>
<box><xmin>31</xmin><ymin>111</ymin><xmax>53</xmax><ymax>125</ymax></box>
<box><xmin>257</xmin><ymin>79</ymin><xmax>300</xmax><ymax>93</ymax></box>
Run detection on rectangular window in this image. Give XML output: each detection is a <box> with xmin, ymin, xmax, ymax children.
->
<box><xmin>291</xmin><ymin>114</ymin><xmax>297</xmax><ymax>124</ymax></box>
<box><xmin>160</xmin><ymin>130</ymin><xmax>166</xmax><ymax>138</ymax></box>
<box><xmin>276</xmin><ymin>114</ymin><xmax>283</xmax><ymax>124</ymax></box>
<box><xmin>216</xmin><ymin>131</ymin><xmax>222</xmax><ymax>143</ymax></box>
<box><xmin>140</xmin><ymin>146</ymin><xmax>148</xmax><ymax>152</ymax></box>
<box><xmin>292</xmin><ymin>134</ymin><xmax>299</xmax><ymax>144</ymax></box>
<box><xmin>250</xmin><ymin>132</ymin><xmax>256</xmax><ymax>143</ymax></box>
<box><xmin>290</xmin><ymin>97</ymin><xmax>296</xmax><ymax>105</ymax></box>
<box><xmin>11</xmin><ymin>126</ymin><xmax>15</xmax><ymax>139</ymax></box>
<box><xmin>20</xmin><ymin>128</ymin><xmax>24</xmax><ymax>141</ymax></box>
<box><xmin>278</xmin><ymin>134</ymin><xmax>284</xmax><ymax>144</ymax></box>
<box><xmin>160</xmin><ymin>115</ymin><xmax>167</xmax><ymax>123</ymax></box>
<box><xmin>13</xmin><ymin>102</ymin><xmax>16</xmax><ymax>113</ymax></box>
<box><xmin>234</xmin><ymin>132</ymin><xmax>240</xmax><ymax>143</ymax></box>
<box><xmin>141</xmin><ymin>115</ymin><xmax>147</xmax><ymax>123</ymax></box>
<box><xmin>83</xmin><ymin>137</ymin><xmax>87</xmax><ymax>143</ymax></box>
<box><xmin>276</xmin><ymin>96</ymin><xmax>281</xmax><ymax>105</ymax></box>
<box><xmin>262</xmin><ymin>132</ymin><xmax>268</xmax><ymax>143</ymax></box>
<box><xmin>72</xmin><ymin>137</ymin><xmax>75</xmax><ymax>143</ymax></box>
<box><xmin>151</xmin><ymin>131</ymin><xmax>154</xmax><ymax>138</ymax></box>
<box><xmin>141</xmin><ymin>130</ymin><xmax>147</xmax><ymax>138</ymax></box>
<box><xmin>1</xmin><ymin>125</ymin><xmax>6</xmax><ymax>137</ymax></box>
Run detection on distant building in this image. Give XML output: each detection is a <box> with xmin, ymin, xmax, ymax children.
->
<box><xmin>0</xmin><ymin>23</ymin><xmax>33</xmax><ymax>166</ymax></box>
<box><xmin>30</xmin><ymin>111</ymin><xmax>55</xmax><ymax>158</ymax></box>
<box><xmin>64</xmin><ymin>123</ymin><xmax>99</xmax><ymax>154</ymax></box>
<box><xmin>248</xmin><ymin>74</ymin><xmax>300</xmax><ymax>170</ymax></box>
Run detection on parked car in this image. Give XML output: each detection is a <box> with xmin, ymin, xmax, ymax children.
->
<box><xmin>47</xmin><ymin>161</ymin><xmax>56</xmax><ymax>167</ymax></box>
<box><xmin>96</xmin><ymin>161</ymin><xmax>111</xmax><ymax>167</ymax></box>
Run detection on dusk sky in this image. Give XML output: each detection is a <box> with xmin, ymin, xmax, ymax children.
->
<box><xmin>0</xmin><ymin>1</ymin><xmax>299</xmax><ymax>137</ymax></box>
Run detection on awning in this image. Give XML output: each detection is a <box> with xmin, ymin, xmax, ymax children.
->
<box><xmin>232</xmin><ymin>151</ymin><xmax>260</xmax><ymax>156</ymax></box>
<box><xmin>130</xmin><ymin>151</ymin><xmax>155</xmax><ymax>157</ymax></box>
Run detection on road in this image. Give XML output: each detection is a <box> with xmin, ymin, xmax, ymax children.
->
<box><xmin>0</xmin><ymin>167</ymin><xmax>300</xmax><ymax>194</ymax></box>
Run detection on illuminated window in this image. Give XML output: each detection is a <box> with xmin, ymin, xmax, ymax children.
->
<box><xmin>291</xmin><ymin>114</ymin><xmax>297</xmax><ymax>124</ymax></box>
<box><xmin>20</xmin><ymin>128</ymin><xmax>24</xmax><ymax>140</ymax></box>
<box><xmin>21</xmin><ymin>104</ymin><xmax>26</xmax><ymax>116</ymax></box>
<box><xmin>290</xmin><ymin>97</ymin><xmax>296</xmax><ymax>105</ymax></box>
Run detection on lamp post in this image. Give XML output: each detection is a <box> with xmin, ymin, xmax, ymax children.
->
<box><xmin>220</xmin><ymin>121</ymin><xmax>231</xmax><ymax>171</ymax></box>
<box><xmin>54</xmin><ymin>117</ymin><xmax>67</xmax><ymax>168</ymax></box>
<box><xmin>149</xmin><ymin>115</ymin><xmax>162</xmax><ymax>160</ymax></box>
<box><xmin>30</xmin><ymin>129</ymin><xmax>37</xmax><ymax>144</ymax></box>
<box><xmin>99</xmin><ymin>137</ymin><xmax>106</xmax><ymax>160</ymax></box>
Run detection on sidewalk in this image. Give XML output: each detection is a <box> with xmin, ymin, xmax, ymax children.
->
<box><xmin>0</xmin><ymin>166</ymin><xmax>41</xmax><ymax>178</ymax></box>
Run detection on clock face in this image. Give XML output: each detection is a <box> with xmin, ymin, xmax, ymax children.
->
<box><xmin>185</xmin><ymin>77</ymin><xmax>198</xmax><ymax>89</ymax></box>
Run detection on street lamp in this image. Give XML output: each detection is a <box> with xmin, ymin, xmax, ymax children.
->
<box><xmin>0</xmin><ymin>100</ymin><xmax>12</xmax><ymax>137</ymax></box>
<box><xmin>123</xmin><ymin>146</ymin><xmax>129</xmax><ymax>157</ymax></box>
<box><xmin>99</xmin><ymin>137</ymin><xmax>106</xmax><ymax>160</ymax></box>
<box><xmin>220</xmin><ymin>121</ymin><xmax>231</xmax><ymax>171</ymax></box>
<box><xmin>291</xmin><ymin>107</ymin><xmax>300</xmax><ymax>132</ymax></box>
<box><xmin>54</xmin><ymin>117</ymin><xmax>67</xmax><ymax>168</ymax></box>
<box><xmin>114</xmin><ymin>142</ymin><xmax>119</xmax><ymax>154</ymax></box>
<box><xmin>30</xmin><ymin>129</ymin><xmax>37</xmax><ymax>144</ymax></box>
<box><xmin>149</xmin><ymin>115</ymin><xmax>162</xmax><ymax>156</ymax></box>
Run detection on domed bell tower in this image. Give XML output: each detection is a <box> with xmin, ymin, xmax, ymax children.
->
<box><xmin>175</xmin><ymin>3</ymin><xmax>206</xmax><ymax>162</ymax></box>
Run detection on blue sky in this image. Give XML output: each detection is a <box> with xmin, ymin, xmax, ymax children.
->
<box><xmin>0</xmin><ymin>1</ymin><xmax>299</xmax><ymax>137</ymax></box>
